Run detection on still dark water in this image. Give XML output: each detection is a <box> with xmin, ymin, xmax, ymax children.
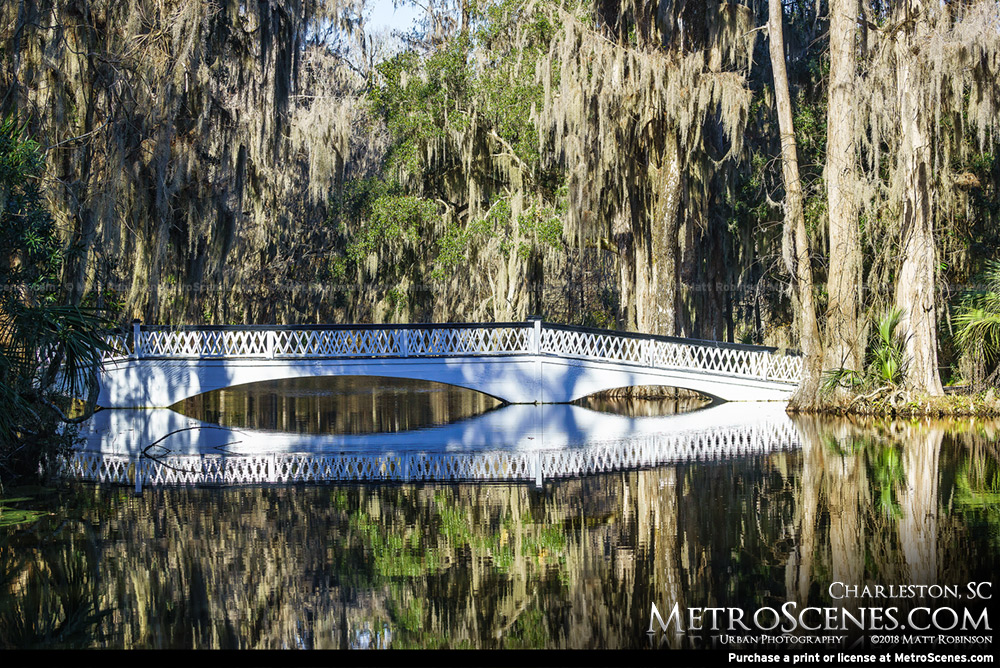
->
<box><xmin>1</xmin><ymin>379</ymin><xmax>997</xmax><ymax>650</ymax></box>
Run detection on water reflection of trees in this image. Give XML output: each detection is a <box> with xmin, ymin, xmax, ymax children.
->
<box><xmin>0</xmin><ymin>420</ymin><xmax>996</xmax><ymax>649</ymax></box>
<box><xmin>786</xmin><ymin>417</ymin><xmax>995</xmax><ymax>626</ymax></box>
<box><xmin>0</xmin><ymin>511</ymin><xmax>110</xmax><ymax>648</ymax></box>
<box><xmin>174</xmin><ymin>377</ymin><xmax>502</xmax><ymax>434</ymax></box>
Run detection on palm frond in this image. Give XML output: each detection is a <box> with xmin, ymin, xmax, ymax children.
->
<box><xmin>4</xmin><ymin>305</ymin><xmax>112</xmax><ymax>399</ymax></box>
<box><xmin>866</xmin><ymin>308</ymin><xmax>908</xmax><ymax>386</ymax></box>
<box><xmin>981</xmin><ymin>259</ymin><xmax>1000</xmax><ymax>295</ymax></box>
<box><xmin>954</xmin><ymin>307</ymin><xmax>1000</xmax><ymax>362</ymax></box>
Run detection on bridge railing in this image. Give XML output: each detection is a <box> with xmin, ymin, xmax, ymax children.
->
<box><xmin>101</xmin><ymin>331</ymin><xmax>133</xmax><ymax>363</ymax></box>
<box><xmin>539</xmin><ymin>322</ymin><xmax>802</xmax><ymax>384</ymax></box>
<box><xmin>129</xmin><ymin>322</ymin><xmax>534</xmax><ymax>359</ymax></box>
<box><xmin>109</xmin><ymin>320</ymin><xmax>801</xmax><ymax>384</ymax></box>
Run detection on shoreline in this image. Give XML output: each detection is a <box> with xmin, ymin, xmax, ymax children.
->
<box><xmin>788</xmin><ymin>389</ymin><xmax>1000</xmax><ymax>418</ymax></box>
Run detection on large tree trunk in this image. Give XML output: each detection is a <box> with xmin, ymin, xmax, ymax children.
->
<box><xmin>768</xmin><ymin>0</ymin><xmax>824</xmax><ymax>407</ymax></box>
<box><xmin>893</xmin><ymin>6</ymin><xmax>944</xmax><ymax>397</ymax></box>
<box><xmin>825</xmin><ymin>0</ymin><xmax>863</xmax><ymax>374</ymax></box>
<box><xmin>639</xmin><ymin>131</ymin><xmax>682</xmax><ymax>336</ymax></box>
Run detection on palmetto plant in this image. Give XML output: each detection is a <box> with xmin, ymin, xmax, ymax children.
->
<box><xmin>953</xmin><ymin>259</ymin><xmax>1000</xmax><ymax>387</ymax></box>
<box><xmin>868</xmin><ymin>307</ymin><xmax>908</xmax><ymax>386</ymax></box>
<box><xmin>822</xmin><ymin>307</ymin><xmax>909</xmax><ymax>393</ymax></box>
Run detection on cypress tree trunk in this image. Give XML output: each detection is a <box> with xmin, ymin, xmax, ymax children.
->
<box><xmin>768</xmin><ymin>0</ymin><xmax>824</xmax><ymax>407</ymax></box>
<box><xmin>893</xmin><ymin>4</ymin><xmax>944</xmax><ymax>397</ymax></box>
<box><xmin>825</xmin><ymin>0</ymin><xmax>863</xmax><ymax>374</ymax></box>
<box><xmin>640</xmin><ymin>131</ymin><xmax>681</xmax><ymax>337</ymax></box>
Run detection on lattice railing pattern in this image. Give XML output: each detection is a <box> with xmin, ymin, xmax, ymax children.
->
<box><xmin>539</xmin><ymin>327</ymin><xmax>802</xmax><ymax>384</ymax></box>
<box><xmin>101</xmin><ymin>333</ymin><xmax>133</xmax><ymax>362</ymax></box>
<box><xmin>136</xmin><ymin>326</ymin><xmax>532</xmax><ymax>359</ymax></box>
<box><xmin>58</xmin><ymin>421</ymin><xmax>800</xmax><ymax>487</ymax></box>
<box><xmin>141</xmin><ymin>329</ymin><xmax>273</xmax><ymax>358</ymax></box>
<box><xmin>111</xmin><ymin>321</ymin><xmax>800</xmax><ymax>383</ymax></box>
<box><xmin>402</xmin><ymin>327</ymin><xmax>531</xmax><ymax>357</ymax></box>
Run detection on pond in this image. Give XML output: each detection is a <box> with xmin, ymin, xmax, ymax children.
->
<box><xmin>0</xmin><ymin>379</ymin><xmax>996</xmax><ymax>651</ymax></box>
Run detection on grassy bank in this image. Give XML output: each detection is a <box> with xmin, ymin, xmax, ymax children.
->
<box><xmin>798</xmin><ymin>388</ymin><xmax>1000</xmax><ymax>418</ymax></box>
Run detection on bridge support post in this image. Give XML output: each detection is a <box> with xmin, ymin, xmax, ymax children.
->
<box><xmin>529</xmin><ymin>317</ymin><xmax>543</xmax><ymax>403</ymax></box>
<box><xmin>398</xmin><ymin>329</ymin><xmax>410</xmax><ymax>357</ymax></box>
<box><xmin>132</xmin><ymin>320</ymin><xmax>142</xmax><ymax>359</ymax></box>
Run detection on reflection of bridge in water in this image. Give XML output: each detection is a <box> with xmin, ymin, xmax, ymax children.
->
<box><xmin>62</xmin><ymin>402</ymin><xmax>800</xmax><ymax>488</ymax></box>
<box><xmin>98</xmin><ymin>320</ymin><xmax>802</xmax><ymax>406</ymax></box>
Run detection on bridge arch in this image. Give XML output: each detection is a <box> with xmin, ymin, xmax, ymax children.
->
<box><xmin>172</xmin><ymin>371</ymin><xmax>512</xmax><ymax>406</ymax></box>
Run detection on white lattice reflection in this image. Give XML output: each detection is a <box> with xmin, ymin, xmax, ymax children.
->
<box><xmin>63</xmin><ymin>402</ymin><xmax>799</xmax><ymax>487</ymax></box>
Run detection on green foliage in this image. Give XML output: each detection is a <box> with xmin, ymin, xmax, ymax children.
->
<box><xmin>349</xmin><ymin>510</ymin><xmax>443</xmax><ymax>579</ymax></box>
<box><xmin>361</xmin><ymin>0</ymin><xmax>567</xmax><ymax>317</ymax></box>
<box><xmin>433</xmin><ymin>224</ymin><xmax>471</xmax><ymax>277</ymax></box>
<box><xmin>792</xmin><ymin>89</ymin><xmax>829</xmax><ymax>239</ymax></box>
<box><xmin>868</xmin><ymin>443</ymin><xmax>905</xmax><ymax>519</ymax></box>
<box><xmin>0</xmin><ymin>525</ymin><xmax>112</xmax><ymax>648</ymax></box>
<box><xmin>0</xmin><ymin>116</ymin><xmax>61</xmax><ymax>304</ymax></box>
<box><xmin>0</xmin><ymin>116</ymin><xmax>109</xmax><ymax>484</ymax></box>
<box><xmin>822</xmin><ymin>308</ymin><xmax>909</xmax><ymax>393</ymax></box>
<box><xmin>370</xmin><ymin>38</ymin><xmax>473</xmax><ymax>174</ymax></box>
<box><xmin>516</xmin><ymin>203</ymin><xmax>563</xmax><ymax>259</ymax></box>
<box><xmin>431</xmin><ymin>198</ymin><xmax>520</xmax><ymax>279</ymax></box>
<box><xmin>954</xmin><ymin>259</ymin><xmax>1000</xmax><ymax>364</ymax></box>
<box><xmin>367</xmin><ymin>0</ymin><xmax>558</xmax><ymax>179</ymax></box>
<box><xmin>953</xmin><ymin>446</ymin><xmax>1000</xmax><ymax>554</ymax></box>
<box><xmin>0</xmin><ymin>495</ymin><xmax>48</xmax><ymax>527</ymax></box>
<box><xmin>869</xmin><ymin>308</ymin><xmax>908</xmax><ymax>385</ymax></box>
<box><xmin>328</xmin><ymin>177</ymin><xmax>396</xmax><ymax>227</ymax></box>
<box><xmin>345</xmin><ymin>195</ymin><xmax>437</xmax><ymax>264</ymax></box>
<box><xmin>473</xmin><ymin>0</ymin><xmax>555</xmax><ymax>166</ymax></box>
<box><xmin>328</xmin><ymin>178</ymin><xmax>439</xmax><ymax>281</ymax></box>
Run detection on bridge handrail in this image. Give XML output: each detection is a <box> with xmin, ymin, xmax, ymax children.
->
<box><xmin>129</xmin><ymin>322</ymin><xmax>534</xmax><ymax>360</ymax></box>
<box><xmin>58</xmin><ymin>421</ymin><xmax>801</xmax><ymax>486</ymax></box>
<box><xmin>104</xmin><ymin>320</ymin><xmax>802</xmax><ymax>384</ymax></box>
<box><xmin>538</xmin><ymin>321</ymin><xmax>791</xmax><ymax>354</ymax></box>
<box><xmin>538</xmin><ymin>322</ymin><xmax>802</xmax><ymax>384</ymax></box>
<box><xmin>99</xmin><ymin>330</ymin><xmax>133</xmax><ymax>363</ymax></box>
<box><xmin>138</xmin><ymin>322</ymin><xmax>531</xmax><ymax>332</ymax></box>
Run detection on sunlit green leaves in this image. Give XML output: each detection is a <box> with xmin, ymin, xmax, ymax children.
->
<box><xmin>345</xmin><ymin>195</ymin><xmax>437</xmax><ymax>263</ymax></box>
<box><xmin>0</xmin><ymin>497</ymin><xmax>48</xmax><ymax>527</ymax></box>
<box><xmin>954</xmin><ymin>259</ymin><xmax>1000</xmax><ymax>364</ymax></box>
<box><xmin>821</xmin><ymin>307</ymin><xmax>909</xmax><ymax>392</ymax></box>
<box><xmin>370</xmin><ymin>36</ymin><xmax>474</xmax><ymax>174</ymax></box>
<box><xmin>0</xmin><ymin>115</ymin><xmax>62</xmax><ymax>306</ymax></box>
<box><xmin>516</xmin><ymin>203</ymin><xmax>562</xmax><ymax>259</ymax></box>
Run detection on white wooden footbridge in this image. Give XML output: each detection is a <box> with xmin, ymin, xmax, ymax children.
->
<box><xmin>98</xmin><ymin>319</ymin><xmax>802</xmax><ymax>407</ymax></box>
